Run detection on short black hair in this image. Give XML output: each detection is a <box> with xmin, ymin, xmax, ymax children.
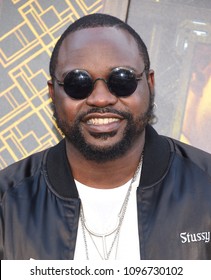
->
<box><xmin>49</xmin><ymin>13</ymin><xmax>150</xmax><ymax>77</ymax></box>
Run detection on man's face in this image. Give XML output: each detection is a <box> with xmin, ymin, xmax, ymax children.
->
<box><xmin>48</xmin><ymin>27</ymin><xmax>154</xmax><ymax>162</ymax></box>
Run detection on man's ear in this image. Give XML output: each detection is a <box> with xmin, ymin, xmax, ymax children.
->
<box><xmin>47</xmin><ymin>80</ymin><xmax>55</xmax><ymax>102</ymax></box>
<box><xmin>147</xmin><ymin>69</ymin><xmax>155</xmax><ymax>92</ymax></box>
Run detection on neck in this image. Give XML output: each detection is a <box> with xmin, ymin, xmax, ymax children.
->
<box><xmin>65</xmin><ymin>132</ymin><xmax>145</xmax><ymax>189</ymax></box>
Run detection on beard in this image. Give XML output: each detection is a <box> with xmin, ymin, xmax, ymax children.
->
<box><xmin>54</xmin><ymin>93</ymin><xmax>154</xmax><ymax>163</ymax></box>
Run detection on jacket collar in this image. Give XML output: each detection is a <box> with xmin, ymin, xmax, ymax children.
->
<box><xmin>46</xmin><ymin>125</ymin><xmax>172</xmax><ymax>198</ymax></box>
<box><xmin>140</xmin><ymin>125</ymin><xmax>172</xmax><ymax>187</ymax></box>
<box><xmin>46</xmin><ymin>139</ymin><xmax>79</xmax><ymax>198</ymax></box>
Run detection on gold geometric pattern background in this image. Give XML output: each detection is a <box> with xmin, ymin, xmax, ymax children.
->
<box><xmin>0</xmin><ymin>0</ymin><xmax>103</xmax><ymax>169</ymax></box>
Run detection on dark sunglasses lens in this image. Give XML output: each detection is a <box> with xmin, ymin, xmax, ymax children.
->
<box><xmin>108</xmin><ymin>68</ymin><xmax>138</xmax><ymax>97</ymax></box>
<box><xmin>63</xmin><ymin>70</ymin><xmax>93</xmax><ymax>99</ymax></box>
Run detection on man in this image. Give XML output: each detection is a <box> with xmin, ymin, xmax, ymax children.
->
<box><xmin>1</xmin><ymin>13</ymin><xmax>211</xmax><ymax>260</ymax></box>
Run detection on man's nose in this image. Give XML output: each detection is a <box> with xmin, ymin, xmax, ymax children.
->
<box><xmin>85</xmin><ymin>79</ymin><xmax>118</xmax><ymax>107</ymax></box>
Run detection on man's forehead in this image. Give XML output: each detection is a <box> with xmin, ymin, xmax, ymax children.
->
<box><xmin>55</xmin><ymin>27</ymin><xmax>143</xmax><ymax>74</ymax></box>
<box><xmin>61</xmin><ymin>27</ymin><xmax>137</xmax><ymax>53</ymax></box>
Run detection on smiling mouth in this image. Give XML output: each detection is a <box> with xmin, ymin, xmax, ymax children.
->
<box><xmin>86</xmin><ymin>118</ymin><xmax>120</xmax><ymax>125</ymax></box>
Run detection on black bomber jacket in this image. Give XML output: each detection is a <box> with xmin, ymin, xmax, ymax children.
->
<box><xmin>1</xmin><ymin>125</ymin><xmax>211</xmax><ymax>259</ymax></box>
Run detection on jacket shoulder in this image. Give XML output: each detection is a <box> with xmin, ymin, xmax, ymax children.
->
<box><xmin>170</xmin><ymin>138</ymin><xmax>211</xmax><ymax>177</ymax></box>
<box><xmin>0</xmin><ymin>148</ymin><xmax>49</xmax><ymax>198</ymax></box>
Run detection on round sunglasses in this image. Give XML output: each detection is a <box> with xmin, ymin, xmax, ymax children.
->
<box><xmin>53</xmin><ymin>67</ymin><xmax>145</xmax><ymax>100</ymax></box>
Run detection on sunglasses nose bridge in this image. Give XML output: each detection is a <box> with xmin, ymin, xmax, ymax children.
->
<box><xmin>92</xmin><ymin>77</ymin><xmax>111</xmax><ymax>94</ymax></box>
<box><xmin>93</xmin><ymin>77</ymin><xmax>108</xmax><ymax>87</ymax></box>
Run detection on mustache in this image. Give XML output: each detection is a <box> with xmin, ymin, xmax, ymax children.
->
<box><xmin>77</xmin><ymin>107</ymin><xmax>133</xmax><ymax>122</ymax></box>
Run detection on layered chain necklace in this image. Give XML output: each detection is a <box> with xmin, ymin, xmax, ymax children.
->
<box><xmin>80</xmin><ymin>153</ymin><xmax>143</xmax><ymax>260</ymax></box>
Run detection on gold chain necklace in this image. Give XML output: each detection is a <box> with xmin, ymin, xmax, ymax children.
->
<box><xmin>80</xmin><ymin>154</ymin><xmax>143</xmax><ymax>260</ymax></box>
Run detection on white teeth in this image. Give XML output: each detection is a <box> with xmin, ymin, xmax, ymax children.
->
<box><xmin>87</xmin><ymin>118</ymin><xmax>119</xmax><ymax>125</ymax></box>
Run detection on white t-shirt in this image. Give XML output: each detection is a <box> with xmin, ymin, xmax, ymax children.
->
<box><xmin>74</xmin><ymin>167</ymin><xmax>142</xmax><ymax>260</ymax></box>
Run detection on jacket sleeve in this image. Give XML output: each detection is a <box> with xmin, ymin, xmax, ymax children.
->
<box><xmin>0</xmin><ymin>166</ymin><xmax>12</xmax><ymax>260</ymax></box>
<box><xmin>0</xmin><ymin>201</ymin><xmax>3</xmax><ymax>259</ymax></box>
<box><xmin>0</xmin><ymin>150</ymin><xmax>46</xmax><ymax>260</ymax></box>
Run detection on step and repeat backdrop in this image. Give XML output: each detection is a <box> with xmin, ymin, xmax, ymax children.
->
<box><xmin>1</xmin><ymin>0</ymin><xmax>211</xmax><ymax>170</ymax></box>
